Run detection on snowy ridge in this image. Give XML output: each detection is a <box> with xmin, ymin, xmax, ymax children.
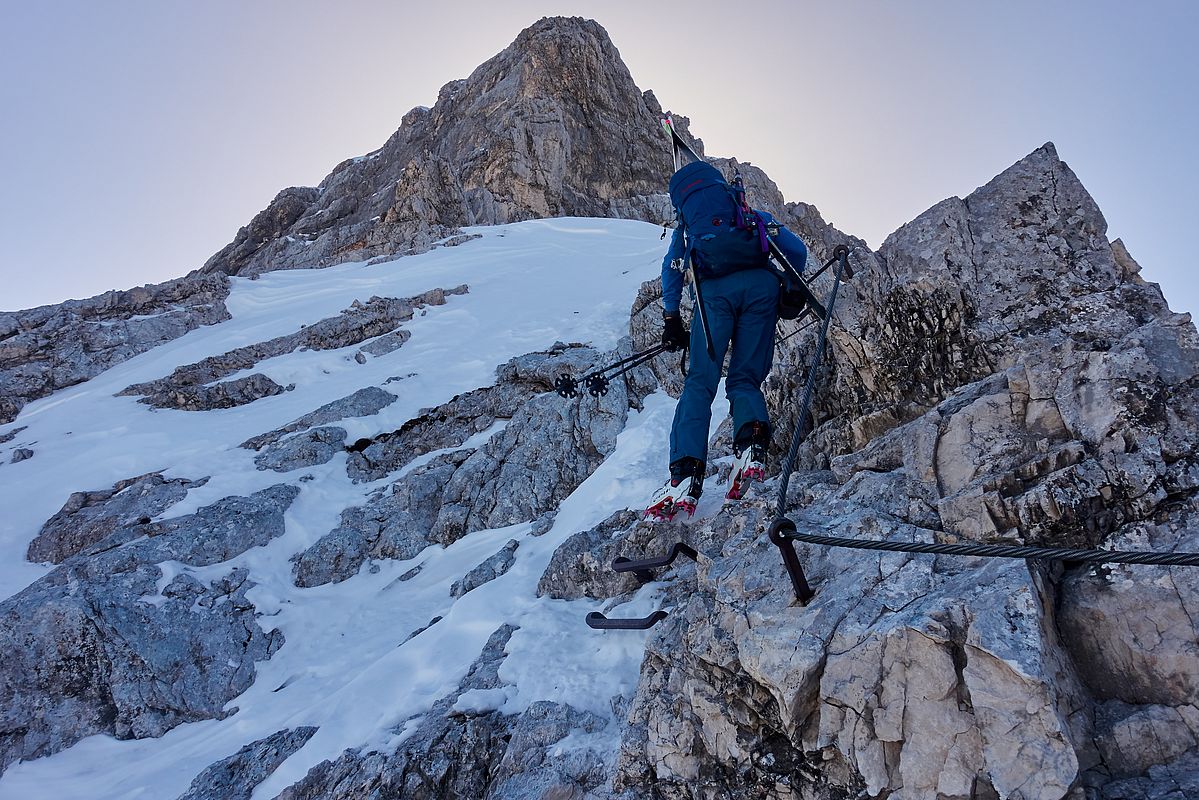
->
<box><xmin>0</xmin><ymin>218</ymin><xmax>700</xmax><ymax>799</ymax></box>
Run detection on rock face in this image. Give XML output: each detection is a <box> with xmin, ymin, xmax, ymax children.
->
<box><xmin>0</xmin><ymin>485</ymin><xmax>297</xmax><ymax>771</ymax></box>
<box><xmin>608</xmin><ymin>144</ymin><xmax>1199</xmax><ymax>799</ymax></box>
<box><xmin>241</xmin><ymin>386</ymin><xmax>397</xmax><ymax>452</ymax></box>
<box><xmin>0</xmin><ymin>275</ymin><xmax>230</xmax><ymax>423</ymax></box>
<box><xmin>274</xmin><ymin>625</ymin><xmax>611</xmax><ymax>800</ymax></box>
<box><xmin>450</xmin><ymin>539</ymin><xmax>520</xmax><ymax>598</ymax></box>
<box><xmin>199</xmin><ymin>17</ymin><xmax>676</xmax><ymax>278</ymax></box>
<box><xmin>343</xmin><ymin>346</ymin><xmax>594</xmax><ymax>483</ymax></box>
<box><xmin>177</xmin><ymin>727</ymin><xmax>319</xmax><ymax>800</ymax></box>
<box><xmin>27</xmin><ymin>472</ymin><xmax>206</xmax><ymax>563</ymax></box>
<box><xmin>120</xmin><ymin>286</ymin><xmax>464</xmax><ymax>411</ymax></box>
<box><xmin>294</xmin><ymin>343</ymin><xmax>654</xmax><ymax>588</ymax></box>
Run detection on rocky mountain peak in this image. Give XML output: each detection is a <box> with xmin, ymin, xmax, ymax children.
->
<box><xmin>199</xmin><ymin>17</ymin><xmax>675</xmax><ymax>279</ymax></box>
<box><xmin>491</xmin><ymin>16</ymin><xmax>625</xmax><ymax>96</ymax></box>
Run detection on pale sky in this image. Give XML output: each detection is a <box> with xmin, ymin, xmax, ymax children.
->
<box><xmin>1</xmin><ymin>0</ymin><xmax>1196</xmax><ymax>315</ymax></box>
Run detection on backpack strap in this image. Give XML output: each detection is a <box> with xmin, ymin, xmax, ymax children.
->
<box><xmin>730</xmin><ymin>167</ymin><xmax>771</xmax><ymax>255</ymax></box>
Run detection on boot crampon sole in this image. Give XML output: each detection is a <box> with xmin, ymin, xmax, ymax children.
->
<box><xmin>643</xmin><ymin>495</ymin><xmax>697</xmax><ymax>522</ymax></box>
<box><xmin>726</xmin><ymin>457</ymin><xmax>765</xmax><ymax>501</ymax></box>
<box><xmin>644</xmin><ymin>476</ymin><xmax>700</xmax><ymax>522</ymax></box>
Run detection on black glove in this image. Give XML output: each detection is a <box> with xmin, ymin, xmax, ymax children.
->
<box><xmin>662</xmin><ymin>313</ymin><xmax>688</xmax><ymax>352</ymax></box>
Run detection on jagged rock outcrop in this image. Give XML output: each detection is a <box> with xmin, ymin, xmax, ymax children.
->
<box><xmin>253</xmin><ymin>426</ymin><xmax>347</xmax><ymax>472</ymax></box>
<box><xmin>199</xmin><ymin>17</ymin><xmax>677</xmax><ymax>277</ymax></box>
<box><xmin>27</xmin><ymin>472</ymin><xmax>207</xmax><ymax>563</ymax></box>
<box><xmin>294</xmin><ymin>342</ymin><xmax>655</xmax><ymax>588</ymax></box>
<box><xmin>782</xmin><ymin>143</ymin><xmax>1175</xmax><ymax>467</ymax></box>
<box><xmin>0</xmin><ymin>485</ymin><xmax>297</xmax><ymax>771</ymax></box>
<box><xmin>241</xmin><ymin>386</ymin><xmax>397</xmax><ymax>452</ymax></box>
<box><xmin>177</xmin><ymin>727</ymin><xmax>318</xmax><ymax>800</ymax></box>
<box><xmin>0</xmin><ymin>274</ymin><xmax>230</xmax><ymax>424</ymax></box>
<box><xmin>450</xmin><ymin>539</ymin><xmax>520</xmax><ymax>598</ymax></box>
<box><xmin>119</xmin><ymin>286</ymin><xmax>464</xmax><ymax>410</ymax></box>
<box><xmin>136</xmin><ymin>372</ymin><xmax>293</xmax><ymax>411</ymax></box>
<box><xmin>344</xmin><ymin>344</ymin><xmax>595</xmax><ymax>483</ymax></box>
<box><xmin>275</xmin><ymin>624</ymin><xmax>612</xmax><ymax>799</ymax></box>
<box><xmin>609</xmin><ymin>144</ymin><xmax>1199</xmax><ymax>799</ymax></box>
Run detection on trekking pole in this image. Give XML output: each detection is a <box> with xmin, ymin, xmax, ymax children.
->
<box><xmin>555</xmin><ymin>343</ymin><xmax>670</xmax><ymax>399</ymax></box>
<box><xmin>688</xmin><ymin>259</ymin><xmax>717</xmax><ymax>361</ymax></box>
<box><xmin>776</xmin><ymin>314</ymin><xmax>819</xmax><ymax>345</ymax></box>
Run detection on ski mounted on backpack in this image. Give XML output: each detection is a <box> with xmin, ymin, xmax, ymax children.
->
<box><xmin>660</xmin><ymin>116</ymin><xmax>850</xmax><ymax>329</ymax></box>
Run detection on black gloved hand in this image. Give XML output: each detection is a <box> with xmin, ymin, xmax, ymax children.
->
<box><xmin>662</xmin><ymin>313</ymin><xmax>688</xmax><ymax>352</ymax></box>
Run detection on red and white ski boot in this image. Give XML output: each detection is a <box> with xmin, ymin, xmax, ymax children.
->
<box><xmin>727</xmin><ymin>423</ymin><xmax>769</xmax><ymax>501</ymax></box>
<box><xmin>644</xmin><ymin>475</ymin><xmax>701</xmax><ymax>521</ymax></box>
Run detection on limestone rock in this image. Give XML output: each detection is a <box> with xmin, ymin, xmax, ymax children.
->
<box><xmin>200</xmin><ymin>17</ymin><xmax>675</xmax><ymax>278</ymax></box>
<box><xmin>135</xmin><ymin>372</ymin><xmax>292</xmax><ymax>411</ymax></box>
<box><xmin>253</xmin><ymin>426</ymin><xmax>346</xmax><ymax>472</ymax></box>
<box><xmin>0</xmin><ymin>274</ymin><xmax>230</xmax><ymax>424</ymax></box>
<box><xmin>121</xmin><ymin>287</ymin><xmax>464</xmax><ymax>410</ymax></box>
<box><xmin>1100</xmin><ymin>751</ymin><xmax>1199</xmax><ymax>799</ymax></box>
<box><xmin>0</xmin><ymin>485</ymin><xmax>296</xmax><ymax>771</ymax></box>
<box><xmin>485</xmin><ymin>701</ymin><xmax>609</xmax><ymax>800</ymax></box>
<box><xmin>776</xmin><ymin>143</ymin><xmax>1175</xmax><ymax>471</ymax></box>
<box><xmin>345</xmin><ymin>344</ymin><xmax>588</xmax><ymax>483</ymax></box>
<box><xmin>241</xmin><ymin>386</ymin><xmax>397</xmax><ymax>451</ymax></box>
<box><xmin>428</xmin><ymin>349</ymin><xmax>639</xmax><ymax>544</ymax></box>
<box><xmin>450</xmin><ymin>539</ymin><xmax>520</xmax><ymax>598</ymax></box>
<box><xmin>611</xmin><ymin>142</ymin><xmax>1199</xmax><ymax>799</ymax></box>
<box><xmin>295</xmin><ymin>338</ymin><xmax>648</xmax><ymax>588</ymax></box>
<box><xmin>292</xmin><ymin>451</ymin><xmax>470</xmax><ymax>587</ymax></box>
<box><xmin>176</xmin><ymin>726</ymin><xmax>318</xmax><ymax>800</ymax></box>
<box><xmin>537</xmin><ymin>510</ymin><xmax>644</xmax><ymax>600</ymax></box>
<box><xmin>27</xmin><ymin>472</ymin><xmax>206</xmax><ymax>563</ymax></box>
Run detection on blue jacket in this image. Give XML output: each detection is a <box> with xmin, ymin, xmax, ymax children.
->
<box><xmin>660</xmin><ymin>210</ymin><xmax>808</xmax><ymax>314</ymax></box>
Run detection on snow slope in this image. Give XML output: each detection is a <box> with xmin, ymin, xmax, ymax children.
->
<box><xmin>0</xmin><ymin>218</ymin><xmax>729</xmax><ymax>799</ymax></box>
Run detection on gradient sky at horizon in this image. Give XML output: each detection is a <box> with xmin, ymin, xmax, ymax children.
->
<box><xmin>1</xmin><ymin>0</ymin><xmax>1196</xmax><ymax>314</ymax></box>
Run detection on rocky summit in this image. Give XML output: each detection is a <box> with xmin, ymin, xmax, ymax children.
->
<box><xmin>198</xmin><ymin>16</ymin><xmax>677</xmax><ymax>279</ymax></box>
<box><xmin>1</xmin><ymin>15</ymin><xmax>1197</xmax><ymax>800</ymax></box>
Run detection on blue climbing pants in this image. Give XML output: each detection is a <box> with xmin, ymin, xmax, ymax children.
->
<box><xmin>669</xmin><ymin>268</ymin><xmax>779</xmax><ymax>465</ymax></box>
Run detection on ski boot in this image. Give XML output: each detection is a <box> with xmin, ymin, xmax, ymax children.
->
<box><xmin>644</xmin><ymin>457</ymin><xmax>704</xmax><ymax>521</ymax></box>
<box><xmin>727</xmin><ymin>422</ymin><xmax>769</xmax><ymax>501</ymax></box>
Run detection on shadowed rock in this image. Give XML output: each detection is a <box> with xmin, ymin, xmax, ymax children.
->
<box><xmin>27</xmin><ymin>472</ymin><xmax>207</xmax><ymax>564</ymax></box>
<box><xmin>253</xmin><ymin>426</ymin><xmax>346</xmax><ymax>473</ymax></box>
<box><xmin>176</xmin><ymin>726</ymin><xmax>318</xmax><ymax>800</ymax></box>
<box><xmin>0</xmin><ymin>485</ymin><xmax>298</xmax><ymax>771</ymax></box>
<box><xmin>451</xmin><ymin>539</ymin><xmax>520</xmax><ymax>598</ymax></box>
<box><xmin>0</xmin><ymin>275</ymin><xmax>231</xmax><ymax>424</ymax></box>
<box><xmin>120</xmin><ymin>287</ymin><xmax>465</xmax><ymax>410</ymax></box>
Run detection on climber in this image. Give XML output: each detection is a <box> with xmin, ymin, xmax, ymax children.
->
<box><xmin>645</xmin><ymin>161</ymin><xmax>809</xmax><ymax>521</ymax></box>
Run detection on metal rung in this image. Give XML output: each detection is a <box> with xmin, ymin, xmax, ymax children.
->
<box><xmin>612</xmin><ymin>542</ymin><xmax>698</xmax><ymax>581</ymax></box>
<box><xmin>585</xmin><ymin>610</ymin><xmax>669</xmax><ymax>630</ymax></box>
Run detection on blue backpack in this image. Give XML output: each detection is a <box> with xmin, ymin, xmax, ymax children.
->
<box><xmin>667</xmin><ymin>161</ymin><xmax>770</xmax><ymax>278</ymax></box>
